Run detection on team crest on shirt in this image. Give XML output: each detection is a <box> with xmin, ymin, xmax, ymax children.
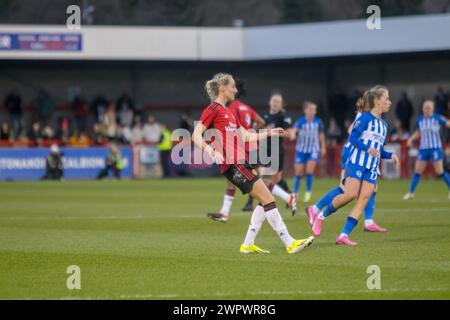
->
<box><xmin>225</xmin><ymin>122</ymin><xmax>238</xmax><ymax>132</ymax></box>
<box><xmin>354</xmin><ymin>121</ymin><xmax>361</xmax><ymax>128</ymax></box>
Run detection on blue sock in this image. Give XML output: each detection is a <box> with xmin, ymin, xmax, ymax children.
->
<box><xmin>323</xmin><ymin>202</ymin><xmax>338</xmax><ymax>218</ymax></box>
<box><xmin>316</xmin><ymin>187</ymin><xmax>344</xmax><ymax>210</ymax></box>
<box><xmin>439</xmin><ymin>172</ymin><xmax>450</xmax><ymax>189</ymax></box>
<box><xmin>293</xmin><ymin>176</ymin><xmax>301</xmax><ymax>194</ymax></box>
<box><xmin>341</xmin><ymin>217</ymin><xmax>359</xmax><ymax>236</ymax></box>
<box><xmin>364</xmin><ymin>192</ymin><xmax>376</xmax><ymax>221</ymax></box>
<box><xmin>409</xmin><ymin>174</ymin><xmax>421</xmax><ymax>193</ymax></box>
<box><xmin>306</xmin><ymin>174</ymin><xmax>314</xmax><ymax>193</ymax></box>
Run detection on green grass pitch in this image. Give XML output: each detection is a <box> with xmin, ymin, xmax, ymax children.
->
<box><xmin>0</xmin><ymin>178</ymin><xmax>449</xmax><ymax>300</ymax></box>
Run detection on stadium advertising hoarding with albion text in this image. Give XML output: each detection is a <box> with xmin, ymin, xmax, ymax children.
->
<box><xmin>0</xmin><ymin>147</ymin><xmax>132</xmax><ymax>180</ymax></box>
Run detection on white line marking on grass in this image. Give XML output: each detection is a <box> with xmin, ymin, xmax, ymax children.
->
<box><xmin>0</xmin><ymin>215</ymin><xmax>197</xmax><ymax>220</ymax></box>
<box><xmin>0</xmin><ymin>207</ymin><xmax>448</xmax><ymax>221</ymax></box>
<box><xmin>49</xmin><ymin>287</ymin><xmax>450</xmax><ymax>300</ymax></box>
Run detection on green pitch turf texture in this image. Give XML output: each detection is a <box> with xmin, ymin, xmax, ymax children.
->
<box><xmin>0</xmin><ymin>178</ymin><xmax>449</xmax><ymax>300</ymax></box>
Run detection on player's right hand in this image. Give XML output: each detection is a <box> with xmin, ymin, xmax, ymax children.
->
<box><xmin>270</xmin><ymin>128</ymin><xmax>285</xmax><ymax>136</ymax></box>
<box><xmin>368</xmin><ymin>147</ymin><xmax>380</xmax><ymax>158</ymax></box>
<box><xmin>206</xmin><ymin>146</ymin><xmax>224</xmax><ymax>164</ymax></box>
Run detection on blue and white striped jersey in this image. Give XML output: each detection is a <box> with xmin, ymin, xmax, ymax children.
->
<box><xmin>416</xmin><ymin>114</ymin><xmax>447</xmax><ymax>150</ymax></box>
<box><xmin>348</xmin><ymin>112</ymin><xmax>388</xmax><ymax>172</ymax></box>
<box><xmin>294</xmin><ymin>117</ymin><xmax>324</xmax><ymax>153</ymax></box>
<box><xmin>344</xmin><ymin>112</ymin><xmax>363</xmax><ymax>149</ymax></box>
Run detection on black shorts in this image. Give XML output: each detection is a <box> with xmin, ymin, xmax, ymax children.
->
<box><xmin>223</xmin><ymin>163</ymin><xmax>260</xmax><ymax>195</ymax></box>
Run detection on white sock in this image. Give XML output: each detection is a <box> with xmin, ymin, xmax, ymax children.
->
<box><xmin>365</xmin><ymin>219</ymin><xmax>374</xmax><ymax>226</ymax></box>
<box><xmin>339</xmin><ymin>233</ymin><xmax>348</xmax><ymax>238</ymax></box>
<box><xmin>219</xmin><ymin>195</ymin><xmax>234</xmax><ymax>216</ymax></box>
<box><xmin>271</xmin><ymin>185</ymin><xmax>291</xmax><ymax>203</ymax></box>
<box><xmin>243</xmin><ymin>206</ymin><xmax>266</xmax><ymax>246</ymax></box>
<box><xmin>312</xmin><ymin>204</ymin><xmax>319</xmax><ymax>212</ymax></box>
<box><xmin>265</xmin><ymin>207</ymin><xmax>294</xmax><ymax>247</ymax></box>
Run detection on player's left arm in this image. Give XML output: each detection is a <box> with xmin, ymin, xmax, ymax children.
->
<box><xmin>380</xmin><ymin>144</ymin><xmax>400</xmax><ymax>167</ymax></box>
<box><xmin>282</xmin><ymin>115</ymin><xmax>294</xmax><ymax>139</ymax></box>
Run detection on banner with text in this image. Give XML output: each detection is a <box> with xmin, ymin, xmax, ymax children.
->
<box><xmin>0</xmin><ymin>147</ymin><xmax>132</xmax><ymax>180</ymax></box>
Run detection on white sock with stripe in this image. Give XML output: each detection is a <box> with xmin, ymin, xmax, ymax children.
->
<box><xmin>243</xmin><ymin>205</ymin><xmax>266</xmax><ymax>246</ymax></box>
<box><xmin>264</xmin><ymin>202</ymin><xmax>294</xmax><ymax>247</ymax></box>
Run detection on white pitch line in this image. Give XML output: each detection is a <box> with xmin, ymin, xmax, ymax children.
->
<box><xmin>0</xmin><ymin>207</ymin><xmax>448</xmax><ymax>221</ymax></box>
<box><xmin>50</xmin><ymin>287</ymin><xmax>450</xmax><ymax>300</ymax></box>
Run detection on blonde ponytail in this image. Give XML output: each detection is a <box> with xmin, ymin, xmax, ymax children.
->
<box><xmin>204</xmin><ymin>73</ymin><xmax>234</xmax><ymax>101</ymax></box>
<box><xmin>356</xmin><ymin>85</ymin><xmax>388</xmax><ymax>113</ymax></box>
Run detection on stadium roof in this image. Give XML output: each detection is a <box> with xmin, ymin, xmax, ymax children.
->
<box><xmin>1</xmin><ymin>14</ymin><xmax>449</xmax><ymax>61</ymax></box>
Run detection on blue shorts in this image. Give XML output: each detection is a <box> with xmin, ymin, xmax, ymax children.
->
<box><xmin>345</xmin><ymin>163</ymin><xmax>378</xmax><ymax>185</ymax></box>
<box><xmin>340</xmin><ymin>146</ymin><xmax>351</xmax><ymax>169</ymax></box>
<box><xmin>295</xmin><ymin>151</ymin><xmax>320</xmax><ymax>164</ymax></box>
<box><xmin>418</xmin><ymin>148</ymin><xmax>444</xmax><ymax>162</ymax></box>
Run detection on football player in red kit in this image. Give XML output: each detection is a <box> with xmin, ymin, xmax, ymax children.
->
<box><xmin>207</xmin><ymin>79</ymin><xmax>297</xmax><ymax>223</ymax></box>
<box><xmin>192</xmin><ymin>73</ymin><xmax>313</xmax><ymax>254</ymax></box>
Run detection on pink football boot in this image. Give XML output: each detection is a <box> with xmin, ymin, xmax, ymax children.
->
<box><xmin>336</xmin><ymin>235</ymin><xmax>358</xmax><ymax>246</ymax></box>
<box><xmin>364</xmin><ymin>223</ymin><xmax>387</xmax><ymax>233</ymax></box>
<box><xmin>305</xmin><ymin>206</ymin><xmax>318</xmax><ymax>227</ymax></box>
<box><xmin>312</xmin><ymin>217</ymin><xmax>323</xmax><ymax>237</ymax></box>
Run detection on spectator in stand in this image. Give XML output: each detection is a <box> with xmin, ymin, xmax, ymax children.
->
<box><xmin>0</xmin><ymin>122</ymin><xmax>13</xmax><ymax>141</ymax></box>
<box><xmin>447</xmin><ymin>89</ymin><xmax>450</xmax><ymax>118</ymax></box>
<box><xmin>328</xmin><ymin>89</ymin><xmax>349</xmax><ymax>134</ymax></box>
<box><xmin>102</xmin><ymin>103</ymin><xmax>121</xmax><ymax>141</ymax></box>
<box><xmin>28</xmin><ymin>122</ymin><xmax>44</xmax><ymax>146</ymax></box>
<box><xmin>179</xmin><ymin>111</ymin><xmax>194</xmax><ymax>133</ymax></box>
<box><xmin>390</xmin><ymin>120</ymin><xmax>411</xmax><ymax>143</ymax></box>
<box><xmin>69</xmin><ymin>130</ymin><xmax>91</xmax><ymax>147</ymax></box>
<box><xmin>347</xmin><ymin>89</ymin><xmax>363</xmax><ymax>123</ymax></box>
<box><xmin>395</xmin><ymin>92</ymin><xmax>414</xmax><ymax>132</ymax></box>
<box><xmin>92</xmin><ymin>123</ymin><xmax>108</xmax><ymax>146</ymax></box>
<box><xmin>116</xmin><ymin>93</ymin><xmax>135</xmax><ymax>128</ymax></box>
<box><xmin>42</xmin><ymin>125</ymin><xmax>56</xmax><ymax>144</ymax></box>
<box><xmin>71</xmin><ymin>95</ymin><xmax>89</xmax><ymax>134</ymax></box>
<box><xmin>143</xmin><ymin>114</ymin><xmax>162</xmax><ymax>144</ymax></box>
<box><xmin>158</xmin><ymin>124</ymin><xmax>173</xmax><ymax>178</ymax></box>
<box><xmin>42</xmin><ymin>144</ymin><xmax>64</xmax><ymax>180</ymax></box>
<box><xmin>55</xmin><ymin>117</ymin><xmax>71</xmax><ymax>145</ymax></box>
<box><xmin>35</xmin><ymin>90</ymin><xmax>55</xmax><ymax>126</ymax></box>
<box><xmin>91</xmin><ymin>95</ymin><xmax>109</xmax><ymax>123</ymax></box>
<box><xmin>326</xmin><ymin>118</ymin><xmax>342</xmax><ymax>145</ymax></box>
<box><xmin>4</xmin><ymin>89</ymin><xmax>23</xmax><ymax>139</ymax></box>
<box><xmin>128</xmin><ymin>115</ymin><xmax>144</xmax><ymax>144</ymax></box>
<box><xmin>435</xmin><ymin>87</ymin><xmax>449</xmax><ymax>116</ymax></box>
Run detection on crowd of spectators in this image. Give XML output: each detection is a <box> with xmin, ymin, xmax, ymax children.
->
<box><xmin>1</xmin><ymin>86</ymin><xmax>449</xmax><ymax>148</ymax></box>
<box><xmin>0</xmin><ymin>91</ymin><xmax>196</xmax><ymax>150</ymax></box>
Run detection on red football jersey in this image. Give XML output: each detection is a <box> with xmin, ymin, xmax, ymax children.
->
<box><xmin>228</xmin><ymin>100</ymin><xmax>259</xmax><ymax>152</ymax></box>
<box><xmin>199</xmin><ymin>102</ymin><xmax>247</xmax><ymax>173</ymax></box>
<box><xmin>228</xmin><ymin>100</ymin><xmax>256</xmax><ymax>130</ymax></box>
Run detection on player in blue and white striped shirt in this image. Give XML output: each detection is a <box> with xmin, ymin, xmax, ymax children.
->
<box><xmin>307</xmin><ymin>103</ymin><xmax>388</xmax><ymax>233</ymax></box>
<box><xmin>309</xmin><ymin>86</ymin><xmax>399</xmax><ymax>246</ymax></box>
<box><xmin>404</xmin><ymin>100</ymin><xmax>450</xmax><ymax>200</ymax></box>
<box><xmin>291</xmin><ymin>102</ymin><xmax>326</xmax><ymax>202</ymax></box>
